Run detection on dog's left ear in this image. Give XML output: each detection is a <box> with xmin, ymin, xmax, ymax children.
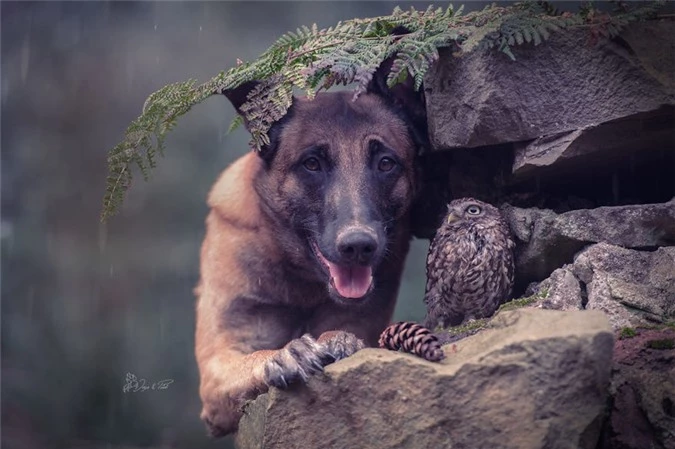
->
<box><xmin>368</xmin><ymin>59</ymin><xmax>425</xmax><ymax>116</ymax></box>
<box><xmin>367</xmin><ymin>31</ymin><xmax>428</xmax><ymax>150</ymax></box>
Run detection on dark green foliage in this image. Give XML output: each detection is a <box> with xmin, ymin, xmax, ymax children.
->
<box><xmin>100</xmin><ymin>1</ymin><xmax>665</xmax><ymax>221</ymax></box>
<box><xmin>646</xmin><ymin>338</ymin><xmax>675</xmax><ymax>350</ymax></box>
<box><xmin>619</xmin><ymin>327</ymin><xmax>637</xmax><ymax>339</ymax></box>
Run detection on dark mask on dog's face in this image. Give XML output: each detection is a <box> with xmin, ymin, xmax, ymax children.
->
<box><xmin>263</xmin><ymin>92</ymin><xmax>419</xmax><ymax>300</ymax></box>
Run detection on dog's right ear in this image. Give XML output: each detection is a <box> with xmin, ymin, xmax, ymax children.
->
<box><xmin>222</xmin><ymin>81</ymin><xmax>286</xmax><ymax>164</ymax></box>
<box><xmin>222</xmin><ymin>81</ymin><xmax>260</xmax><ymax>126</ymax></box>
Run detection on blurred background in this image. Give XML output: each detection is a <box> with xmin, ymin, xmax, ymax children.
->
<box><xmin>1</xmin><ymin>2</ymin><xmax>499</xmax><ymax>448</ymax></box>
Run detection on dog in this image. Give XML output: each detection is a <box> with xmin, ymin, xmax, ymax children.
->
<box><xmin>195</xmin><ymin>63</ymin><xmax>427</xmax><ymax>436</ymax></box>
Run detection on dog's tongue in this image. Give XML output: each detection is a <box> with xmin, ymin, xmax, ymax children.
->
<box><xmin>326</xmin><ymin>261</ymin><xmax>373</xmax><ymax>299</ymax></box>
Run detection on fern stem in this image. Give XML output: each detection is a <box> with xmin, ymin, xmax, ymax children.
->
<box><xmin>102</xmin><ymin>166</ymin><xmax>126</xmax><ymax>218</ymax></box>
<box><xmin>287</xmin><ymin>35</ymin><xmax>402</xmax><ymax>62</ymax></box>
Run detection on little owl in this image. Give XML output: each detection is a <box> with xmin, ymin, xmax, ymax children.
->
<box><xmin>423</xmin><ymin>198</ymin><xmax>515</xmax><ymax>329</ymax></box>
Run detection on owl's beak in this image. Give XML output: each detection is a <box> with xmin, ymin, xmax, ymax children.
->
<box><xmin>446</xmin><ymin>212</ymin><xmax>459</xmax><ymax>223</ymax></box>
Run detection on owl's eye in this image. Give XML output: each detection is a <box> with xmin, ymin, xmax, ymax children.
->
<box><xmin>466</xmin><ymin>205</ymin><xmax>482</xmax><ymax>215</ymax></box>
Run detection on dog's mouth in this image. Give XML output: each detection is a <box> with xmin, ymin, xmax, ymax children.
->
<box><xmin>311</xmin><ymin>242</ymin><xmax>373</xmax><ymax>300</ymax></box>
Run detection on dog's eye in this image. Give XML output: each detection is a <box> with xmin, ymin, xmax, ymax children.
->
<box><xmin>378</xmin><ymin>157</ymin><xmax>396</xmax><ymax>172</ymax></box>
<box><xmin>303</xmin><ymin>157</ymin><xmax>321</xmax><ymax>172</ymax></box>
<box><xmin>466</xmin><ymin>205</ymin><xmax>482</xmax><ymax>215</ymax></box>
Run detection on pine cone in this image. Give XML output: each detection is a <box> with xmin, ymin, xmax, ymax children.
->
<box><xmin>378</xmin><ymin>321</ymin><xmax>445</xmax><ymax>362</ymax></box>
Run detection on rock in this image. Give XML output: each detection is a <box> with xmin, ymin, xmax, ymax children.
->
<box><xmin>537</xmin><ymin>267</ymin><xmax>584</xmax><ymax>311</ymax></box>
<box><xmin>621</xmin><ymin>20</ymin><xmax>675</xmax><ymax>91</ymax></box>
<box><xmin>577</xmin><ymin>244</ymin><xmax>675</xmax><ymax>328</ymax></box>
<box><xmin>502</xmin><ymin>199</ymin><xmax>675</xmax><ymax>283</ymax></box>
<box><xmin>236</xmin><ymin>309</ymin><xmax>614</xmax><ymax>449</ymax></box>
<box><xmin>599</xmin><ymin>328</ymin><xmax>675</xmax><ymax>449</ymax></box>
<box><xmin>424</xmin><ymin>22</ymin><xmax>675</xmax><ymax>149</ymax></box>
<box><xmin>511</xmin><ymin>107</ymin><xmax>675</xmax><ymax>180</ymax></box>
<box><xmin>533</xmin><ymin>243</ymin><xmax>675</xmax><ymax>330</ymax></box>
<box><xmin>513</xmin><ymin>128</ymin><xmax>588</xmax><ymax>178</ymax></box>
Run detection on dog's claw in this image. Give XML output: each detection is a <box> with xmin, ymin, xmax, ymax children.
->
<box><xmin>263</xmin><ymin>332</ymin><xmax>365</xmax><ymax>389</ymax></box>
<box><xmin>263</xmin><ymin>334</ymin><xmax>331</xmax><ymax>389</ymax></box>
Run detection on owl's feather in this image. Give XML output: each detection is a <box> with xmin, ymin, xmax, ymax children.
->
<box><xmin>423</xmin><ymin>198</ymin><xmax>515</xmax><ymax>329</ymax></box>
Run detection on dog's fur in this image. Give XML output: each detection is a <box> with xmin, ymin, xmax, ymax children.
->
<box><xmin>195</xmin><ymin>70</ymin><xmax>426</xmax><ymax>436</ymax></box>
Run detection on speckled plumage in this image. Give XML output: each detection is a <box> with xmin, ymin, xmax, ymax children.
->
<box><xmin>423</xmin><ymin>198</ymin><xmax>515</xmax><ymax>329</ymax></box>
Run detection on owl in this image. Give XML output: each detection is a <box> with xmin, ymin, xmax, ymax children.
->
<box><xmin>423</xmin><ymin>198</ymin><xmax>515</xmax><ymax>329</ymax></box>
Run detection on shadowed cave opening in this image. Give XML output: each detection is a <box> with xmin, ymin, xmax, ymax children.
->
<box><xmin>412</xmin><ymin>107</ymin><xmax>675</xmax><ymax>240</ymax></box>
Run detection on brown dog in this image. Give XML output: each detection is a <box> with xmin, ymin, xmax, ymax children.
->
<box><xmin>195</xmin><ymin>67</ymin><xmax>426</xmax><ymax>436</ymax></box>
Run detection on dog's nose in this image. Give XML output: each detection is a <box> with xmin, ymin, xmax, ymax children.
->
<box><xmin>337</xmin><ymin>231</ymin><xmax>378</xmax><ymax>265</ymax></box>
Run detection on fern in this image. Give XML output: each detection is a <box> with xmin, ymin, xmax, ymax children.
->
<box><xmin>100</xmin><ymin>1</ymin><xmax>665</xmax><ymax>221</ymax></box>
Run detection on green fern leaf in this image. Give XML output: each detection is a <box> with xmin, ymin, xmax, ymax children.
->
<box><xmin>227</xmin><ymin>115</ymin><xmax>245</xmax><ymax>134</ymax></box>
<box><xmin>100</xmin><ymin>0</ymin><xmax>667</xmax><ymax>221</ymax></box>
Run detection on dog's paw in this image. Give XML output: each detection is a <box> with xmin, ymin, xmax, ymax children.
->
<box><xmin>321</xmin><ymin>330</ymin><xmax>365</xmax><ymax>362</ymax></box>
<box><xmin>263</xmin><ymin>334</ymin><xmax>331</xmax><ymax>389</ymax></box>
<box><xmin>200</xmin><ymin>404</ymin><xmax>238</xmax><ymax>438</ymax></box>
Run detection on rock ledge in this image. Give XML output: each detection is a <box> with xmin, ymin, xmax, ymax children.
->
<box><xmin>236</xmin><ymin>309</ymin><xmax>614</xmax><ymax>449</ymax></box>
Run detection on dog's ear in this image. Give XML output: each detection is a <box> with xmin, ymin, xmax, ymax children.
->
<box><xmin>222</xmin><ymin>81</ymin><xmax>286</xmax><ymax>163</ymax></box>
<box><xmin>222</xmin><ymin>80</ymin><xmax>259</xmax><ymax>124</ymax></box>
<box><xmin>367</xmin><ymin>28</ymin><xmax>428</xmax><ymax>151</ymax></box>
<box><xmin>368</xmin><ymin>58</ymin><xmax>426</xmax><ymax>118</ymax></box>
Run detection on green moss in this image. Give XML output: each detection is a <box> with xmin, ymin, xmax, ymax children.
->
<box><xmin>498</xmin><ymin>288</ymin><xmax>549</xmax><ymax>313</ymax></box>
<box><xmin>436</xmin><ymin>289</ymin><xmax>551</xmax><ymax>338</ymax></box>
<box><xmin>633</xmin><ymin>321</ymin><xmax>675</xmax><ymax>332</ymax></box>
<box><xmin>434</xmin><ymin>318</ymin><xmax>491</xmax><ymax>338</ymax></box>
<box><xmin>646</xmin><ymin>338</ymin><xmax>675</xmax><ymax>350</ymax></box>
<box><xmin>619</xmin><ymin>327</ymin><xmax>637</xmax><ymax>339</ymax></box>
<box><xmin>443</xmin><ymin>318</ymin><xmax>490</xmax><ymax>336</ymax></box>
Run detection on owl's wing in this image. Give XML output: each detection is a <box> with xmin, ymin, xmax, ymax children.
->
<box><xmin>423</xmin><ymin>230</ymin><xmax>456</xmax><ymax>303</ymax></box>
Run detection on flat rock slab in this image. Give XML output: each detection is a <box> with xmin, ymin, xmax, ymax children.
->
<box><xmin>503</xmin><ymin>199</ymin><xmax>675</xmax><ymax>283</ymax></box>
<box><xmin>236</xmin><ymin>309</ymin><xmax>614</xmax><ymax>449</ymax></box>
<box><xmin>535</xmin><ymin>243</ymin><xmax>675</xmax><ymax>330</ymax></box>
<box><xmin>425</xmin><ymin>22</ymin><xmax>675</xmax><ymax>149</ymax></box>
<box><xmin>511</xmin><ymin>107</ymin><xmax>675</xmax><ymax>179</ymax></box>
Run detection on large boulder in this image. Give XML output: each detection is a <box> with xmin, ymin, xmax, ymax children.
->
<box><xmin>502</xmin><ymin>199</ymin><xmax>675</xmax><ymax>283</ymax></box>
<box><xmin>600</xmin><ymin>327</ymin><xmax>675</xmax><ymax>449</ymax></box>
<box><xmin>236</xmin><ymin>309</ymin><xmax>614</xmax><ymax>449</ymax></box>
<box><xmin>425</xmin><ymin>21</ymin><xmax>675</xmax><ymax>150</ymax></box>
<box><xmin>533</xmin><ymin>243</ymin><xmax>675</xmax><ymax>330</ymax></box>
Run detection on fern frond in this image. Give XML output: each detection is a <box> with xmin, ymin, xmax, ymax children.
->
<box><xmin>227</xmin><ymin>115</ymin><xmax>245</xmax><ymax>134</ymax></box>
<box><xmin>101</xmin><ymin>1</ymin><xmax>666</xmax><ymax>221</ymax></box>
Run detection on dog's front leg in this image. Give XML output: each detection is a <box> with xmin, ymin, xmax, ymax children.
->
<box><xmin>198</xmin><ymin>333</ymin><xmax>334</xmax><ymax>436</ymax></box>
<box><xmin>262</xmin><ymin>333</ymin><xmax>334</xmax><ymax>388</ymax></box>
